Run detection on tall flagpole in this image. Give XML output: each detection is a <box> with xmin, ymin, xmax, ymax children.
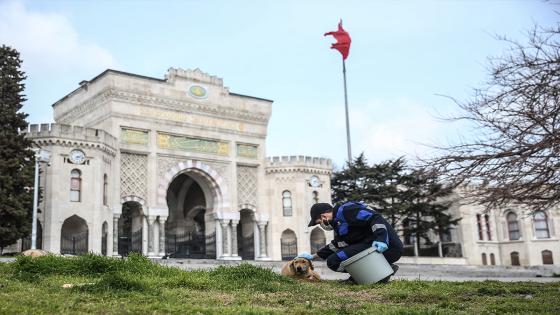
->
<box><xmin>342</xmin><ymin>59</ymin><xmax>352</xmax><ymax>162</ymax></box>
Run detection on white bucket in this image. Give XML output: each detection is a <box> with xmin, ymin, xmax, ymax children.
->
<box><xmin>339</xmin><ymin>247</ymin><xmax>393</xmax><ymax>284</ymax></box>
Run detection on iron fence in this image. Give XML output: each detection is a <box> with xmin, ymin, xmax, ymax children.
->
<box><xmin>118</xmin><ymin>229</ymin><xmax>142</xmax><ymax>256</ymax></box>
<box><xmin>166</xmin><ymin>231</ymin><xmax>216</xmax><ymax>259</ymax></box>
<box><xmin>238</xmin><ymin>234</ymin><xmax>254</xmax><ymax>260</ymax></box>
<box><xmin>281</xmin><ymin>239</ymin><xmax>297</xmax><ymax>261</ymax></box>
<box><xmin>61</xmin><ymin>231</ymin><xmax>88</xmax><ymax>255</ymax></box>
<box><xmin>310</xmin><ymin>240</ymin><xmax>325</xmax><ymax>255</ymax></box>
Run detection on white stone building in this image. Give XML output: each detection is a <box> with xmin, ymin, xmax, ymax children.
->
<box><xmin>451</xmin><ymin>200</ymin><xmax>559</xmax><ymax>267</ymax></box>
<box><xmin>12</xmin><ymin>67</ymin><xmax>559</xmax><ymax>267</ymax></box>
<box><xmin>22</xmin><ymin>68</ymin><xmax>333</xmax><ymax>261</ymax></box>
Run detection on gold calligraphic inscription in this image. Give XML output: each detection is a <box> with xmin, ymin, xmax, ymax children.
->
<box><xmin>157</xmin><ymin>133</ymin><xmax>229</xmax><ymax>156</ymax></box>
<box><xmin>157</xmin><ymin>134</ymin><xmax>170</xmax><ymax>148</ymax></box>
<box><xmin>138</xmin><ymin>108</ymin><xmax>251</xmax><ymax>133</ymax></box>
<box><xmin>237</xmin><ymin>144</ymin><xmax>258</xmax><ymax>158</ymax></box>
<box><xmin>121</xmin><ymin>128</ymin><xmax>148</xmax><ymax>145</ymax></box>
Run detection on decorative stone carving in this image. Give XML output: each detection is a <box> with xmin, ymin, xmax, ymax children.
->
<box><xmin>157</xmin><ymin>157</ymin><xmax>230</xmax><ymax>187</ymax></box>
<box><xmin>120</xmin><ymin>153</ymin><xmax>148</xmax><ymax>199</ymax></box>
<box><xmin>237</xmin><ymin>166</ymin><xmax>257</xmax><ymax>206</ymax></box>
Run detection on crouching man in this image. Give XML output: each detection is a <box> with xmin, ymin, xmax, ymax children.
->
<box><xmin>308</xmin><ymin>202</ymin><xmax>403</xmax><ymax>283</ymax></box>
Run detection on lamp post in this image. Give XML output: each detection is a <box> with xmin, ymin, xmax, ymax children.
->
<box><xmin>31</xmin><ymin>148</ymin><xmax>51</xmax><ymax>249</ymax></box>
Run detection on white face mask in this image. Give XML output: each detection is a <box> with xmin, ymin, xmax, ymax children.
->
<box><xmin>320</xmin><ymin>219</ymin><xmax>334</xmax><ymax>231</ymax></box>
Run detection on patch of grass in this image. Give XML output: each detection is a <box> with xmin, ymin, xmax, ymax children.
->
<box><xmin>1</xmin><ymin>254</ymin><xmax>559</xmax><ymax>314</ymax></box>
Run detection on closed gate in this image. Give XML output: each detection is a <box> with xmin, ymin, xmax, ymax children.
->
<box><xmin>166</xmin><ymin>231</ymin><xmax>216</xmax><ymax>259</ymax></box>
<box><xmin>238</xmin><ymin>234</ymin><xmax>254</xmax><ymax>260</ymax></box>
<box><xmin>61</xmin><ymin>231</ymin><xmax>88</xmax><ymax>255</ymax></box>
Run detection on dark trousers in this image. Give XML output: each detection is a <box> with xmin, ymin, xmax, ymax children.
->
<box><xmin>326</xmin><ymin>242</ymin><xmax>402</xmax><ymax>273</ymax></box>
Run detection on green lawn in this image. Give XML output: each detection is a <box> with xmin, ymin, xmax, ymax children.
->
<box><xmin>0</xmin><ymin>254</ymin><xmax>558</xmax><ymax>314</ymax></box>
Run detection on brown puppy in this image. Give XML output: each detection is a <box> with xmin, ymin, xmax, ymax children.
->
<box><xmin>281</xmin><ymin>257</ymin><xmax>321</xmax><ymax>281</ymax></box>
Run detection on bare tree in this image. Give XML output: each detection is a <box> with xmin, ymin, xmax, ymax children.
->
<box><xmin>424</xmin><ymin>25</ymin><xmax>560</xmax><ymax>213</ymax></box>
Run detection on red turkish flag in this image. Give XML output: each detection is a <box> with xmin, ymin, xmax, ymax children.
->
<box><xmin>324</xmin><ymin>20</ymin><xmax>351</xmax><ymax>60</ymax></box>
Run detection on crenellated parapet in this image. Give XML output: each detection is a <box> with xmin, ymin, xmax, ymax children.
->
<box><xmin>24</xmin><ymin>123</ymin><xmax>118</xmax><ymax>156</ymax></box>
<box><xmin>265</xmin><ymin>155</ymin><xmax>333</xmax><ymax>175</ymax></box>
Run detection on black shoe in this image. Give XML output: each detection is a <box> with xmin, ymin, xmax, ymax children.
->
<box><xmin>339</xmin><ymin>276</ymin><xmax>357</xmax><ymax>284</ymax></box>
<box><xmin>391</xmin><ymin>264</ymin><xmax>399</xmax><ymax>276</ymax></box>
<box><xmin>378</xmin><ymin>264</ymin><xmax>400</xmax><ymax>284</ymax></box>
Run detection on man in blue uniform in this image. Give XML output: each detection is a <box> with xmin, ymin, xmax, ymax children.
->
<box><xmin>308</xmin><ymin>202</ymin><xmax>403</xmax><ymax>282</ymax></box>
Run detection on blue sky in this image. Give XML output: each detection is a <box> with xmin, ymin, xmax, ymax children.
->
<box><xmin>1</xmin><ymin>0</ymin><xmax>558</xmax><ymax>169</ymax></box>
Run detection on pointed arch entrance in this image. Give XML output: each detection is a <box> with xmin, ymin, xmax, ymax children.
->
<box><xmin>61</xmin><ymin>215</ymin><xmax>88</xmax><ymax>255</ymax></box>
<box><xmin>118</xmin><ymin>201</ymin><xmax>144</xmax><ymax>256</ymax></box>
<box><xmin>310</xmin><ymin>227</ymin><xmax>326</xmax><ymax>254</ymax></box>
<box><xmin>237</xmin><ymin>208</ymin><xmax>255</xmax><ymax>260</ymax></box>
<box><xmin>165</xmin><ymin>173</ymin><xmax>216</xmax><ymax>258</ymax></box>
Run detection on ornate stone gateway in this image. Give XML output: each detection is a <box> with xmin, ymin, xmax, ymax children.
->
<box><xmin>165</xmin><ymin>173</ymin><xmax>216</xmax><ymax>258</ymax></box>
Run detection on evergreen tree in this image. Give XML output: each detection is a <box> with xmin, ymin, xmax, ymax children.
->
<box><xmin>331</xmin><ymin>154</ymin><xmax>461</xmax><ymax>256</ymax></box>
<box><xmin>331</xmin><ymin>154</ymin><xmax>411</xmax><ymax>228</ymax></box>
<box><xmin>401</xmin><ymin>169</ymin><xmax>460</xmax><ymax>253</ymax></box>
<box><xmin>0</xmin><ymin>45</ymin><xmax>34</xmax><ymax>254</ymax></box>
<box><xmin>331</xmin><ymin>153</ymin><xmax>382</xmax><ymax>205</ymax></box>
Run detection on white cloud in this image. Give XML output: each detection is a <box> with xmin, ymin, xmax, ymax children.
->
<box><xmin>0</xmin><ymin>1</ymin><xmax>118</xmax><ymax>74</ymax></box>
<box><xmin>326</xmin><ymin>97</ymin><xmax>462</xmax><ymax>164</ymax></box>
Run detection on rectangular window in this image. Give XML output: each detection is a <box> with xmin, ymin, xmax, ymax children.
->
<box><xmin>476</xmin><ymin>214</ymin><xmax>483</xmax><ymax>240</ymax></box>
<box><xmin>485</xmin><ymin>214</ymin><xmax>492</xmax><ymax>241</ymax></box>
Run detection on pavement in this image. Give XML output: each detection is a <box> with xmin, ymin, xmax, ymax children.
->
<box><xmin>2</xmin><ymin>257</ymin><xmax>559</xmax><ymax>282</ymax></box>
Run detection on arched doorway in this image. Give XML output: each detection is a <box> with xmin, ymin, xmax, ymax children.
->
<box><xmin>118</xmin><ymin>201</ymin><xmax>144</xmax><ymax>256</ymax></box>
<box><xmin>237</xmin><ymin>209</ymin><xmax>255</xmax><ymax>260</ymax></box>
<box><xmin>165</xmin><ymin>173</ymin><xmax>215</xmax><ymax>258</ymax></box>
<box><xmin>61</xmin><ymin>215</ymin><xmax>88</xmax><ymax>255</ymax></box>
<box><xmin>310</xmin><ymin>227</ymin><xmax>326</xmax><ymax>254</ymax></box>
<box><xmin>281</xmin><ymin>229</ymin><xmax>298</xmax><ymax>261</ymax></box>
<box><xmin>101</xmin><ymin>221</ymin><xmax>108</xmax><ymax>256</ymax></box>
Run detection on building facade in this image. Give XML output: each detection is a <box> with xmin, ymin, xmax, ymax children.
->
<box><xmin>452</xmin><ymin>200</ymin><xmax>559</xmax><ymax>266</ymax></box>
<box><xmin>22</xmin><ymin>68</ymin><xmax>333</xmax><ymax>261</ymax></box>
<box><xmin>12</xmin><ymin>67</ymin><xmax>559</xmax><ymax>267</ymax></box>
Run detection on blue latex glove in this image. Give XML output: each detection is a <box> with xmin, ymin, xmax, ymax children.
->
<box><xmin>296</xmin><ymin>252</ymin><xmax>314</xmax><ymax>260</ymax></box>
<box><xmin>372</xmin><ymin>241</ymin><xmax>388</xmax><ymax>253</ymax></box>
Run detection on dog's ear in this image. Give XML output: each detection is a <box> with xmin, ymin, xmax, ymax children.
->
<box><xmin>308</xmin><ymin>260</ymin><xmax>314</xmax><ymax>270</ymax></box>
<box><xmin>289</xmin><ymin>260</ymin><xmax>296</xmax><ymax>273</ymax></box>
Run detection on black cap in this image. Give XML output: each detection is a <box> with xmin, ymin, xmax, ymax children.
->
<box><xmin>308</xmin><ymin>203</ymin><xmax>333</xmax><ymax>227</ymax></box>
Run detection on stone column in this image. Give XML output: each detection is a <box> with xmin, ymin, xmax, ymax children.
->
<box><xmin>258</xmin><ymin>221</ymin><xmax>267</xmax><ymax>257</ymax></box>
<box><xmin>220</xmin><ymin>220</ymin><xmax>230</xmax><ymax>256</ymax></box>
<box><xmin>147</xmin><ymin>216</ymin><xmax>156</xmax><ymax>257</ymax></box>
<box><xmin>159</xmin><ymin>216</ymin><xmax>167</xmax><ymax>257</ymax></box>
<box><xmin>112</xmin><ymin>215</ymin><xmax>120</xmax><ymax>257</ymax></box>
<box><xmin>231</xmin><ymin>220</ymin><xmax>239</xmax><ymax>257</ymax></box>
<box><xmin>142</xmin><ymin>216</ymin><xmax>148</xmax><ymax>255</ymax></box>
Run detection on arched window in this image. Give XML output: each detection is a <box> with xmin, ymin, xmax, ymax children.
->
<box><xmin>310</xmin><ymin>227</ymin><xmax>326</xmax><ymax>254</ymax></box>
<box><xmin>507</xmin><ymin>212</ymin><xmax>520</xmax><ymax>240</ymax></box>
<box><xmin>476</xmin><ymin>214</ymin><xmax>483</xmax><ymax>240</ymax></box>
<box><xmin>60</xmin><ymin>215</ymin><xmax>88</xmax><ymax>255</ymax></box>
<box><xmin>481</xmin><ymin>253</ymin><xmax>487</xmax><ymax>265</ymax></box>
<box><xmin>280</xmin><ymin>229</ymin><xmax>297</xmax><ymax>260</ymax></box>
<box><xmin>484</xmin><ymin>214</ymin><xmax>492</xmax><ymax>240</ymax></box>
<box><xmin>534</xmin><ymin>211</ymin><xmax>550</xmax><ymax>239</ymax></box>
<box><xmin>282</xmin><ymin>190</ymin><xmax>292</xmax><ymax>216</ymax></box>
<box><xmin>312</xmin><ymin>191</ymin><xmax>319</xmax><ymax>204</ymax></box>
<box><xmin>103</xmin><ymin>174</ymin><xmax>108</xmax><ymax>206</ymax></box>
<box><xmin>542</xmin><ymin>250</ymin><xmax>553</xmax><ymax>265</ymax></box>
<box><xmin>101</xmin><ymin>221</ymin><xmax>108</xmax><ymax>256</ymax></box>
<box><xmin>490</xmin><ymin>253</ymin><xmax>496</xmax><ymax>265</ymax></box>
<box><xmin>511</xmin><ymin>251</ymin><xmax>520</xmax><ymax>266</ymax></box>
<box><xmin>70</xmin><ymin>169</ymin><xmax>81</xmax><ymax>202</ymax></box>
